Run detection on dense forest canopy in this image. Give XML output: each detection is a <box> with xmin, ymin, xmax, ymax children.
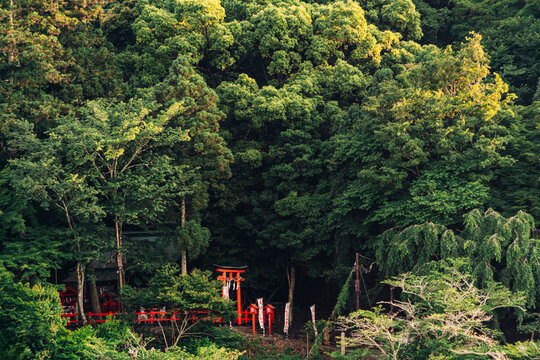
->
<box><xmin>0</xmin><ymin>0</ymin><xmax>539</xmax><ymax>358</ymax></box>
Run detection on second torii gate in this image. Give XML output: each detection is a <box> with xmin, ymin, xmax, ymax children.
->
<box><xmin>215</xmin><ymin>265</ymin><xmax>246</xmax><ymax>324</ymax></box>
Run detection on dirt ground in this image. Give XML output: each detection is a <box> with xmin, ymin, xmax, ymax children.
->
<box><xmin>233</xmin><ymin>326</ymin><xmax>340</xmax><ymax>359</ymax></box>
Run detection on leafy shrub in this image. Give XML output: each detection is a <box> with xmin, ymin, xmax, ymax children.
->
<box><xmin>167</xmin><ymin>344</ymin><xmax>243</xmax><ymax>359</ymax></box>
<box><xmin>0</xmin><ymin>265</ymin><xmax>65</xmax><ymax>360</ymax></box>
<box><xmin>238</xmin><ymin>338</ymin><xmax>302</xmax><ymax>360</ymax></box>
<box><xmin>177</xmin><ymin>323</ymin><xmax>244</xmax><ymax>353</ymax></box>
<box><xmin>329</xmin><ymin>348</ymin><xmax>373</xmax><ymax>360</ymax></box>
<box><xmin>51</xmin><ymin>320</ymin><xmax>244</xmax><ymax>360</ymax></box>
<box><xmin>504</xmin><ymin>341</ymin><xmax>540</xmax><ymax>359</ymax></box>
<box><xmin>336</xmin><ymin>259</ymin><xmax>527</xmax><ymax>359</ymax></box>
<box><xmin>52</xmin><ymin>322</ymin><xmax>149</xmax><ymax>360</ymax></box>
<box><xmin>302</xmin><ymin>319</ymin><xmax>328</xmax><ymax>339</ymax></box>
<box><xmin>121</xmin><ymin>265</ymin><xmax>236</xmax><ymax>351</ymax></box>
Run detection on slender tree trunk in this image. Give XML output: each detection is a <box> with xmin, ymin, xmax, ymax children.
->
<box><xmin>181</xmin><ymin>197</ymin><xmax>187</xmax><ymax>275</ymax></box>
<box><xmin>64</xmin><ymin>205</ymin><xmax>86</xmax><ymax>324</ymax></box>
<box><xmin>8</xmin><ymin>0</ymin><xmax>13</xmax><ymax>28</ymax></box>
<box><xmin>76</xmin><ymin>262</ymin><xmax>87</xmax><ymax>325</ymax></box>
<box><xmin>8</xmin><ymin>0</ymin><xmax>15</xmax><ymax>66</ymax></box>
<box><xmin>115</xmin><ymin>217</ymin><xmax>125</xmax><ymax>288</ymax></box>
<box><xmin>286</xmin><ymin>265</ymin><xmax>295</xmax><ymax>327</ymax></box>
<box><xmin>389</xmin><ymin>286</ymin><xmax>395</xmax><ymax>314</ymax></box>
<box><xmin>87</xmin><ymin>261</ymin><xmax>101</xmax><ymax>320</ymax></box>
<box><xmin>355</xmin><ymin>253</ymin><xmax>360</xmax><ymax>311</ymax></box>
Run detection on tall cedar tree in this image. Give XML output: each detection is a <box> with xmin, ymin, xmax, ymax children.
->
<box><xmin>155</xmin><ymin>56</ymin><xmax>232</xmax><ymax>274</ymax></box>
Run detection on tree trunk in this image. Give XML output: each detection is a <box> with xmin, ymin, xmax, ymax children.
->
<box><xmin>286</xmin><ymin>265</ymin><xmax>295</xmax><ymax>327</ymax></box>
<box><xmin>181</xmin><ymin>197</ymin><xmax>187</xmax><ymax>275</ymax></box>
<box><xmin>76</xmin><ymin>262</ymin><xmax>87</xmax><ymax>325</ymax></box>
<box><xmin>8</xmin><ymin>0</ymin><xmax>15</xmax><ymax>66</ymax></box>
<box><xmin>87</xmin><ymin>261</ymin><xmax>101</xmax><ymax>320</ymax></box>
<box><xmin>389</xmin><ymin>285</ymin><xmax>395</xmax><ymax>314</ymax></box>
<box><xmin>115</xmin><ymin>217</ymin><xmax>125</xmax><ymax>288</ymax></box>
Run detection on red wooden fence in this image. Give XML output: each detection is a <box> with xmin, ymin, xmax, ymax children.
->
<box><xmin>61</xmin><ymin>305</ymin><xmax>275</xmax><ymax>334</ymax></box>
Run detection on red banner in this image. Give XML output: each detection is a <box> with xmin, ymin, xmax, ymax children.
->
<box><xmin>257</xmin><ymin>298</ymin><xmax>264</xmax><ymax>330</ymax></box>
<box><xmin>283</xmin><ymin>302</ymin><xmax>290</xmax><ymax>334</ymax></box>
<box><xmin>310</xmin><ymin>305</ymin><xmax>318</xmax><ymax>336</ymax></box>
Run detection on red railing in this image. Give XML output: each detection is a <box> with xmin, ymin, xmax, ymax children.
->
<box><xmin>61</xmin><ymin>313</ymin><xmax>79</xmax><ymax>326</ymax></box>
<box><xmin>61</xmin><ymin>305</ymin><xmax>275</xmax><ymax>334</ymax></box>
<box><xmin>134</xmin><ymin>310</ymin><xmax>218</xmax><ymax>324</ymax></box>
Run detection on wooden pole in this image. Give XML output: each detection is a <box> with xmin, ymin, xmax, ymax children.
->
<box><xmin>355</xmin><ymin>253</ymin><xmax>360</xmax><ymax>311</ymax></box>
<box><xmin>341</xmin><ymin>332</ymin><xmax>346</xmax><ymax>355</ymax></box>
<box><xmin>181</xmin><ymin>197</ymin><xmax>187</xmax><ymax>275</ymax></box>
<box><xmin>115</xmin><ymin>219</ymin><xmax>124</xmax><ymax>289</ymax></box>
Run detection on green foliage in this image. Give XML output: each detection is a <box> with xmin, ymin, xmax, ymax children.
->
<box><xmin>337</xmin><ymin>260</ymin><xmax>527</xmax><ymax>360</ymax></box>
<box><xmin>359</xmin><ymin>0</ymin><xmax>423</xmax><ymax>41</ymax></box>
<box><xmin>0</xmin><ymin>0</ymin><xmax>122</xmax><ymax>137</ymax></box>
<box><xmin>183</xmin><ymin>319</ymin><xmax>245</xmax><ymax>350</ymax></box>
<box><xmin>0</xmin><ymin>266</ymin><xmax>65</xmax><ymax>360</ymax></box>
<box><xmin>51</xmin><ymin>319</ymin><xmax>244</xmax><ymax>360</ymax></box>
<box><xmin>155</xmin><ymin>55</ymin><xmax>233</xmax><ymax>197</ymax></box>
<box><xmin>8</xmin><ymin>119</ymin><xmax>105</xmax><ymax>226</ymax></box>
<box><xmin>0</xmin><ymin>173</ymin><xmax>64</xmax><ymax>282</ymax></box>
<box><xmin>154</xmin><ymin>55</ymin><xmax>232</xmax><ymax>266</ymax></box>
<box><xmin>238</xmin><ymin>338</ymin><xmax>302</xmax><ymax>360</ymax></box>
<box><xmin>411</xmin><ymin>0</ymin><xmax>451</xmax><ymax>46</ymax></box>
<box><xmin>169</xmin><ymin>344</ymin><xmax>244</xmax><ymax>360</ymax></box>
<box><xmin>489</xmin><ymin>101</ymin><xmax>540</xmax><ymax>220</ymax></box>
<box><xmin>450</xmin><ymin>0</ymin><xmax>540</xmax><ymax>104</ymax></box>
<box><xmin>122</xmin><ymin>264</ymin><xmax>235</xmax><ymax>318</ymax></box>
<box><xmin>121</xmin><ymin>264</ymin><xmax>236</xmax><ymax>356</ymax></box>
<box><xmin>377</xmin><ymin>208</ymin><xmax>540</xmax><ymax>308</ymax></box>
<box><xmin>0</xmin><ymin>0</ymin><xmax>538</xmax><ymax>355</ymax></box>
<box><xmin>329</xmin><ymin>34</ymin><xmax>517</xmax><ymax>267</ymax></box>
<box><xmin>368</xmin><ymin>34</ymin><xmax>513</xmax><ymax>226</ymax></box>
<box><xmin>7</xmin><ymin>118</ymin><xmax>107</xmax><ymax>288</ymax></box>
<box><xmin>129</xmin><ymin>0</ymin><xmax>233</xmax><ymax>88</ymax></box>
<box><xmin>51</xmin><ymin>325</ymin><xmax>131</xmax><ymax>360</ymax></box>
<box><xmin>56</xmin><ymin>97</ymin><xmax>188</xmax><ymax>228</ymax></box>
<box><xmin>504</xmin><ymin>341</ymin><xmax>540</xmax><ymax>359</ymax></box>
<box><xmin>302</xmin><ymin>319</ymin><xmax>328</xmax><ymax>339</ymax></box>
<box><xmin>330</xmin><ymin>348</ymin><xmax>373</xmax><ymax>360</ymax></box>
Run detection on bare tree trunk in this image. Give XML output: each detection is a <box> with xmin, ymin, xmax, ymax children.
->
<box><xmin>8</xmin><ymin>0</ymin><xmax>15</xmax><ymax>65</ymax></box>
<box><xmin>286</xmin><ymin>265</ymin><xmax>295</xmax><ymax>327</ymax></box>
<box><xmin>115</xmin><ymin>217</ymin><xmax>125</xmax><ymax>288</ymax></box>
<box><xmin>87</xmin><ymin>261</ymin><xmax>101</xmax><ymax>321</ymax></box>
<box><xmin>181</xmin><ymin>197</ymin><xmax>187</xmax><ymax>275</ymax></box>
<box><xmin>76</xmin><ymin>262</ymin><xmax>87</xmax><ymax>325</ymax></box>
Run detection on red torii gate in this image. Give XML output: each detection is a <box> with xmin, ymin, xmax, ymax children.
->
<box><xmin>215</xmin><ymin>265</ymin><xmax>275</xmax><ymax>334</ymax></box>
<box><xmin>215</xmin><ymin>265</ymin><xmax>246</xmax><ymax>324</ymax></box>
